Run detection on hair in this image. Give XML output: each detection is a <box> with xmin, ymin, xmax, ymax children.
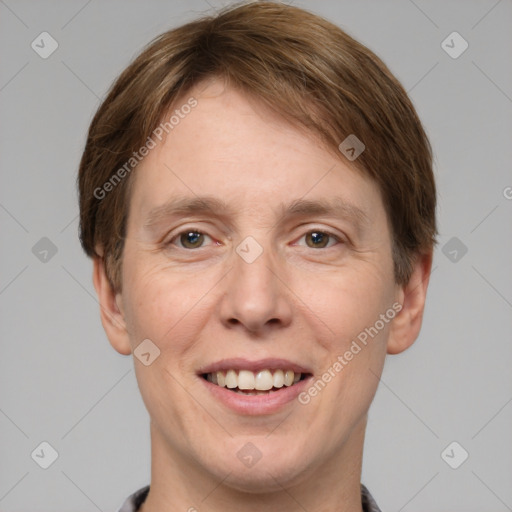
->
<box><xmin>78</xmin><ymin>0</ymin><xmax>437</xmax><ymax>292</ymax></box>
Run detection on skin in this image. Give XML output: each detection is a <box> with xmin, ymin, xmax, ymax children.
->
<box><xmin>93</xmin><ymin>78</ymin><xmax>432</xmax><ymax>512</ymax></box>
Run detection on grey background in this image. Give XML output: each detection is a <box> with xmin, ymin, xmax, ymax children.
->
<box><xmin>1</xmin><ymin>0</ymin><xmax>511</xmax><ymax>510</ymax></box>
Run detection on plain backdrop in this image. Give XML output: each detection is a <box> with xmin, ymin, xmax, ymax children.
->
<box><xmin>1</xmin><ymin>1</ymin><xmax>511</xmax><ymax>511</ymax></box>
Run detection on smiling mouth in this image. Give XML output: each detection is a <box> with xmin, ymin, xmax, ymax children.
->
<box><xmin>201</xmin><ymin>369</ymin><xmax>311</xmax><ymax>395</ymax></box>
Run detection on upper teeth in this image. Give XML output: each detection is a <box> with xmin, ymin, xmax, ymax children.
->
<box><xmin>206</xmin><ymin>369</ymin><xmax>301</xmax><ymax>390</ymax></box>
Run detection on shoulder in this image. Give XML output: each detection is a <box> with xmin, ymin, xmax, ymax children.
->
<box><xmin>361</xmin><ymin>483</ymin><xmax>382</xmax><ymax>512</ymax></box>
<box><xmin>117</xmin><ymin>485</ymin><xmax>150</xmax><ymax>512</ymax></box>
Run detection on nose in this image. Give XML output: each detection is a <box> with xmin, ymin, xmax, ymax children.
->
<box><xmin>218</xmin><ymin>241</ymin><xmax>293</xmax><ymax>335</ymax></box>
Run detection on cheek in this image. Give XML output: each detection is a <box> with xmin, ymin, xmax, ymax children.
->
<box><xmin>297</xmin><ymin>270</ymin><xmax>393</xmax><ymax>428</ymax></box>
<box><xmin>121</xmin><ymin>257</ymin><xmax>216</xmax><ymax>352</ymax></box>
<box><xmin>294</xmin><ymin>261</ymin><xmax>394</xmax><ymax>348</ymax></box>
<box><xmin>302</xmin><ymin>263</ymin><xmax>393</xmax><ymax>403</ymax></box>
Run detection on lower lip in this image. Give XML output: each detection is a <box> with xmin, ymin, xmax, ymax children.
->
<box><xmin>199</xmin><ymin>375</ymin><xmax>312</xmax><ymax>415</ymax></box>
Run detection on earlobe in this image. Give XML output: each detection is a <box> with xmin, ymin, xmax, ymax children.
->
<box><xmin>92</xmin><ymin>257</ymin><xmax>132</xmax><ymax>355</ymax></box>
<box><xmin>387</xmin><ymin>251</ymin><xmax>433</xmax><ymax>355</ymax></box>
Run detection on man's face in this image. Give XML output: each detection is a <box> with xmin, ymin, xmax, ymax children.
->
<box><xmin>111</xmin><ymin>80</ymin><xmax>402</xmax><ymax>490</ymax></box>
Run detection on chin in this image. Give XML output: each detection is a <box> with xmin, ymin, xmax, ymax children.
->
<box><xmin>222</xmin><ymin>465</ymin><xmax>303</xmax><ymax>494</ymax></box>
<box><xmin>204</xmin><ymin>447</ymin><xmax>313</xmax><ymax>494</ymax></box>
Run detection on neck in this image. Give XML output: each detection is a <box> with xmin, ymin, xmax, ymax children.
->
<box><xmin>140</xmin><ymin>418</ymin><xmax>366</xmax><ymax>512</ymax></box>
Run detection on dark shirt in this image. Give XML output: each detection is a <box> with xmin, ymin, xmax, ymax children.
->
<box><xmin>118</xmin><ymin>483</ymin><xmax>382</xmax><ymax>511</ymax></box>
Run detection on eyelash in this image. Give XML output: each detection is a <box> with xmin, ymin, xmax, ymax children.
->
<box><xmin>167</xmin><ymin>227</ymin><xmax>344</xmax><ymax>250</ymax></box>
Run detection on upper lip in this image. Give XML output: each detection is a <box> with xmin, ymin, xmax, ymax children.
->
<box><xmin>198</xmin><ymin>358</ymin><xmax>313</xmax><ymax>375</ymax></box>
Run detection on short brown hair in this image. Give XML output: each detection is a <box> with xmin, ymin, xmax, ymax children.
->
<box><xmin>78</xmin><ymin>1</ymin><xmax>437</xmax><ymax>291</ymax></box>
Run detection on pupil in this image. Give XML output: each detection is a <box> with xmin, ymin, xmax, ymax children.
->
<box><xmin>182</xmin><ymin>231</ymin><xmax>203</xmax><ymax>248</ymax></box>
<box><xmin>308</xmin><ymin>231</ymin><xmax>327</xmax><ymax>248</ymax></box>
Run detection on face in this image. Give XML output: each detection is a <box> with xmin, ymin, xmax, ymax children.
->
<box><xmin>96</xmin><ymin>79</ymin><xmax>426</xmax><ymax>493</ymax></box>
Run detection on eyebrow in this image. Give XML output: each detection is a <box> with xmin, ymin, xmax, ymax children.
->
<box><xmin>143</xmin><ymin>195</ymin><xmax>370</xmax><ymax>233</ymax></box>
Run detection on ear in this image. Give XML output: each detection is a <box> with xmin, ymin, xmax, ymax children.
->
<box><xmin>387</xmin><ymin>251</ymin><xmax>433</xmax><ymax>355</ymax></box>
<box><xmin>92</xmin><ymin>257</ymin><xmax>132</xmax><ymax>355</ymax></box>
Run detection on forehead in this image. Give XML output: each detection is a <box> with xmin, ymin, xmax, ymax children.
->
<box><xmin>128</xmin><ymin>80</ymin><xmax>384</xmax><ymax>227</ymax></box>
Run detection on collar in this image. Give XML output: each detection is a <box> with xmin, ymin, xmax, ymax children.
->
<box><xmin>118</xmin><ymin>483</ymin><xmax>382</xmax><ymax>511</ymax></box>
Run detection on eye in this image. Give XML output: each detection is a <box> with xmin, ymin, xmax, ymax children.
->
<box><xmin>297</xmin><ymin>230</ymin><xmax>340</xmax><ymax>249</ymax></box>
<box><xmin>170</xmin><ymin>230</ymin><xmax>213</xmax><ymax>249</ymax></box>
<box><xmin>168</xmin><ymin>228</ymin><xmax>341</xmax><ymax>250</ymax></box>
